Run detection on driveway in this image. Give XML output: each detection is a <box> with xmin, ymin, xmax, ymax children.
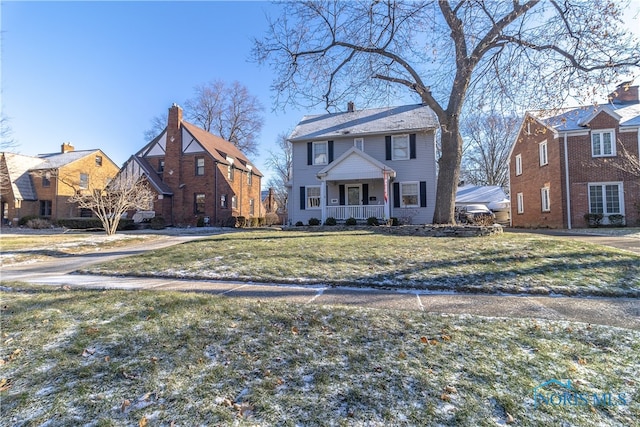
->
<box><xmin>2</xmin><ymin>228</ymin><xmax>639</xmax><ymax>330</ymax></box>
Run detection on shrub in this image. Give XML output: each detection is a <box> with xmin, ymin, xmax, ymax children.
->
<box><xmin>295</xmin><ymin>221</ymin><xmax>304</xmax><ymax>226</ymax></box>
<box><xmin>584</xmin><ymin>213</ymin><xmax>604</xmax><ymax>227</ymax></box>
<box><xmin>389</xmin><ymin>217</ymin><xmax>399</xmax><ymax>226</ymax></box>
<box><xmin>18</xmin><ymin>215</ymin><xmax>39</xmax><ymax>226</ymax></box>
<box><xmin>118</xmin><ymin>219</ymin><xmax>136</xmax><ymax>230</ymax></box>
<box><xmin>149</xmin><ymin>216</ymin><xmax>166</xmax><ymax>230</ymax></box>
<box><xmin>345</xmin><ymin>217</ymin><xmax>357</xmax><ymax>226</ymax></box>
<box><xmin>366</xmin><ymin>216</ymin><xmax>379</xmax><ymax>226</ymax></box>
<box><xmin>472</xmin><ymin>214</ymin><xmax>495</xmax><ymax>226</ymax></box>
<box><xmin>26</xmin><ymin>218</ymin><xmax>51</xmax><ymax>229</ymax></box>
<box><xmin>57</xmin><ymin>218</ymin><xmax>104</xmax><ymax>230</ymax></box>
<box><xmin>265</xmin><ymin>212</ymin><xmax>280</xmax><ymax>226</ymax></box>
<box><xmin>324</xmin><ymin>217</ymin><xmax>337</xmax><ymax>226</ymax></box>
<box><xmin>308</xmin><ymin>217</ymin><xmax>321</xmax><ymax>226</ymax></box>
<box><xmin>196</xmin><ymin>216</ymin><xmax>205</xmax><ymax>227</ymax></box>
<box><xmin>236</xmin><ymin>216</ymin><xmax>247</xmax><ymax>228</ymax></box>
<box><xmin>249</xmin><ymin>217</ymin><xmax>260</xmax><ymax>227</ymax></box>
<box><xmin>608</xmin><ymin>214</ymin><xmax>625</xmax><ymax>227</ymax></box>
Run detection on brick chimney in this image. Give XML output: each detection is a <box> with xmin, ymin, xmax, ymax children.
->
<box><xmin>61</xmin><ymin>142</ymin><xmax>74</xmax><ymax>153</ymax></box>
<box><xmin>163</xmin><ymin>104</ymin><xmax>183</xmax><ymax>222</ymax></box>
<box><xmin>347</xmin><ymin>101</ymin><xmax>355</xmax><ymax>113</ymax></box>
<box><xmin>608</xmin><ymin>82</ymin><xmax>639</xmax><ymax>104</ymax></box>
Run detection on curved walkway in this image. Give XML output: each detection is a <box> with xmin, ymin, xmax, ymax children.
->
<box><xmin>2</xmin><ymin>230</ymin><xmax>639</xmax><ymax>331</ymax></box>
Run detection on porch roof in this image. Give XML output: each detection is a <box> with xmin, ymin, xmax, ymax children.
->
<box><xmin>317</xmin><ymin>147</ymin><xmax>396</xmax><ymax>180</ymax></box>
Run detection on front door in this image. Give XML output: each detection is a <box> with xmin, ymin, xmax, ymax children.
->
<box><xmin>347</xmin><ymin>185</ymin><xmax>361</xmax><ymax>206</ymax></box>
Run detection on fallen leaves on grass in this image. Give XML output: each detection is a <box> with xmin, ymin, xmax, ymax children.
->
<box><xmin>81</xmin><ymin>348</ymin><xmax>96</xmax><ymax>357</ymax></box>
<box><xmin>0</xmin><ymin>377</ymin><xmax>12</xmax><ymax>391</ymax></box>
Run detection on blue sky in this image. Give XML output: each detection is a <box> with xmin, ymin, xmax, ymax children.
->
<box><xmin>2</xmin><ymin>1</ymin><xmax>640</xmax><ymax>189</ymax></box>
<box><xmin>1</xmin><ymin>1</ymin><xmax>301</xmax><ymax>186</ymax></box>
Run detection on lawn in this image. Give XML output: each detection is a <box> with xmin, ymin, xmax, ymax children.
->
<box><xmin>0</xmin><ymin>232</ymin><xmax>165</xmax><ymax>265</ymax></box>
<box><xmin>1</xmin><ymin>285</ymin><xmax>638</xmax><ymax>426</ymax></box>
<box><xmin>80</xmin><ymin>230</ymin><xmax>640</xmax><ymax>297</ymax></box>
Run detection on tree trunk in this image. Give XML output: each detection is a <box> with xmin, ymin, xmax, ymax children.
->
<box><xmin>433</xmin><ymin>126</ymin><xmax>463</xmax><ymax>224</ymax></box>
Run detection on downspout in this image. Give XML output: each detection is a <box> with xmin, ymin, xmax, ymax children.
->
<box><xmin>214</xmin><ymin>160</ymin><xmax>218</xmax><ymax>226</ymax></box>
<box><xmin>563</xmin><ymin>133</ymin><xmax>572</xmax><ymax>229</ymax></box>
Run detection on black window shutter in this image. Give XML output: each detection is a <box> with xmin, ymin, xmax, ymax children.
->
<box><xmin>393</xmin><ymin>182</ymin><xmax>400</xmax><ymax>208</ymax></box>
<box><xmin>300</xmin><ymin>186</ymin><xmax>306</xmax><ymax>210</ymax></box>
<box><xmin>339</xmin><ymin>185</ymin><xmax>345</xmax><ymax>205</ymax></box>
<box><xmin>410</xmin><ymin>134</ymin><xmax>417</xmax><ymax>159</ymax></box>
<box><xmin>385</xmin><ymin>136</ymin><xmax>392</xmax><ymax>160</ymax></box>
<box><xmin>328</xmin><ymin>141</ymin><xmax>334</xmax><ymax>163</ymax></box>
<box><xmin>307</xmin><ymin>142</ymin><xmax>313</xmax><ymax>165</ymax></box>
<box><xmin>362</xmin><ymin>184</ymin><xmax>369</xmax><ymax>205</ymax></box>
<box><xmin>420</xmin><ymin>181</ymin><xmax>427</xmax><ymax>207</ymax></box>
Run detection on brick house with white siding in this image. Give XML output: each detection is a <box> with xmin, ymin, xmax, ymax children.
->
<box><xmin>119</xmin><ymin>104</ymin><xmax>262</xmax><ymax>226</ymax></box>
<box><xmin>509</xmin><ymin>83</ymin><xmax>640</xmax><ymax>228</ymax></box>
<box><xmin>287</xmin><ymin>103</ymin><xmax>439</xmax><ymax>225</ymax></box>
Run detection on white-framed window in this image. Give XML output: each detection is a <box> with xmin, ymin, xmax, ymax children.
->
<box><xmin>249</xmin><ymin>198</ymin><xmax>255</xmax><ymax>216</ymax></box>
<box><xmin>79</xmin><ymin>173</ymin><xmax>89</xmax><ymax>189</ymax></box>
<box><xmin>591</xmin><ymin>130</ymin><xmax>615</xmax><ymax>157</ymax></box>
<box><xmin>515</xmin><ymin>154</ymin><xmax>522</xmax><ymax>176</ymax></box>
<box><xmin>247</xmin><ymin>170</ymin><xmax>252</xmax><ymax>186</ymax></box>
<box><xmin>220</xmin><ymin>194</ymin><xmax>228</xmax><ymax>209</ymax></box>
<box><xmin>194</xmin><ymin>193</ymin><xmax>206</xmax><ymax>215</ymax></box>
<box><xmin>306</xmin><ymin>185</ymin><xmax>321</xmax><ymax>209</ymax></box>
<box><xmin>195</xmin><ymin>157</ymin><xmax>205</xmax><ymax>176</ymax></box>
<box><xmin>541</xmin><ymin>187</ymin><xmax>550</xmax><ymax>212</ymax></box>
<box><xmin>400</xmin><ymin>182</ymin><xmax>419</xmax><ymax>207</ymax></box>
<box><xmin>95</xmin><ymin>155</ymin><xmax>103</xmax><ymax>167</ymax></box>
<box><xmin>354</xmin><ymin>137</ymin><xmax>364</xmax><ymax>151</ymax></box>
<box><xmin>392</xmin><ymin>135</ymin><xmax>410</xmax><ymax>160</ymax></box>
<box><xmin>516</xmin><ymin>192</ymin><xmax>524</xmax><ymax>214</ymax></box>
<box><xmin>588</xmin><ymin>182</ymin><xmax>623</xmax><ymax>215</ymax></box>
<box><xmin>231</xmin><ymin>195</ymin><xmax>237</xmax><ymax>210</ymax></box>
<box><xmin>313</xmin><ymin>142</ymin><xmax>328</xmax><ymax>165</ymax></box>
<box><xmin>539</xmin><ymin>140</ymin><xmax>548</xmax><ymax>166</ymax></box>
<box><xmin>227</xmin><ymin>164</ymin><xmax>234</xmax><ymax>181</ymax></box>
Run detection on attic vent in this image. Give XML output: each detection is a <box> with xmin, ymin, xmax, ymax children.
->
<box><xmin>347</xmin><ymin>101</ymin><xmax>355</xmax><ymax>113</ymax></box>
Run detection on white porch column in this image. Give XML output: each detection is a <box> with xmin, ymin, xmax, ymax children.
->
<box><xmin>320</xmin><ymin>178</ymin><xmax>327</xmax><ymax>223</ymax></box>
<box><xmin>383</xmin><ymin>171</ymin><xmax>390</xmax><ymax>220</ymax></box>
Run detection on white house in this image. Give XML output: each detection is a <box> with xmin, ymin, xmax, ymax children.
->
<box><xmin>287</xmin><ymin>103</ymin><xmax>439</xmax><ymax>225</ymax></box>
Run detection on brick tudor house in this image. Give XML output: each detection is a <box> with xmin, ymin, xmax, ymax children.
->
<box><xmin>120</xmin><ymin>104</ymin><xmax>262</xmax><ymax>227</ymax></box>
<box><xmin>509</xmin><ymin>83</ymin><xmax>640</xmax><ymax>228</ymax></box>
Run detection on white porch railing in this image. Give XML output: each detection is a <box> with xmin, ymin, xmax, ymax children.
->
<box><xmin>325</xmin><ymin>205</ymin><xmax>384</xmax><ymax>220</ymax></box>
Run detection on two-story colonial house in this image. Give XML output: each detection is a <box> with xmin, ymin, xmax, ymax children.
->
<box><xmin>287</xmin><ymin>103</ymin><xmax>439</xmax><ymax>225</ymax></box>
<box><xmin>0</xmin><ymin>143</ymin><xmax>120</xmax><ymax>225</ymax></box>
<box><xmin>119</xmin><ymin>104</ymin><xmax>262</xmax><ymax>227</ymax></box>
<box><xmin>509</xmin><ymin>83</ymin><xmax>640</xmax><ymax>228</ymax></box>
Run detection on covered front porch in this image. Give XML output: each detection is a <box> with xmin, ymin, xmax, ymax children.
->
<box><xmin>317</xmin><ymin>147</ymin><xmax>396</xmax><ymax>222</ymax></box>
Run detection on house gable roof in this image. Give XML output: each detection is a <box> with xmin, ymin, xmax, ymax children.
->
<box><xmin>1</xmin><ymin>152</ymin><xmax>45</xmax><ymax>201</ymax></box>
<box><xmin>125</xmin><ymin>156</ymin><xmax>173</xmax><ymax>195</ymax></box>
<box><xmin>317</xmin><ymin>147</ymin><xmax>396</xmax><ymax>180</ymax></box>
<box><xmin>289</xmin><ymin>104</ymin><xmax>439</xmax><ymax>142</ymax></box>
<box><xmin>35</xmin><ymin>149</ymin><xmax>104</xmax><ymax>170</ymax></box>
<box><xmin>530</xmin><ymin>101</ymin><xmax>640</xmax><ymax>132</ymax></box>
<box><xmin>181</xmin><ymin>121</ymin><xmax>263</xmax><ymax>177</ymax></box>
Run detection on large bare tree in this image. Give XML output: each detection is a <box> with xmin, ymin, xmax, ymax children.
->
<box><xmin>460</xmin><ymin>107</ymin><xmax>519</xmax><ymax>188</ymax></box>
<box><xmin>184</xmin><ymin>80</ymin><xmax>264</xmax><ymax>156</ymax></box>
<box><xmin>253</xmin><ymin>0</ymin><xmax>639</xmax><ymax>223</ymax></box>
<box><xmin>265</xmin><ymin>132</ymin><xmax>293</xmax><ymax>213</ymax></box>
<box><xmin>63</xmin><ymin>170</ymin><xmax>156</xmax><ymax>236</ymax></box>
<box><xmin>143</xmin><ymin>80</ymin><xmax>264</xmax><ymax>156</ymax></box>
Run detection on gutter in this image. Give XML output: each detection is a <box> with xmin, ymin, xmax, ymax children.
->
<box><xmin>563</xmin><ymin>133</ymin><xmax>572</xmax><ymax>229</ymax></box>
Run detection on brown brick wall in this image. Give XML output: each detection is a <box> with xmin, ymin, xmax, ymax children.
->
<box><xmin>511</xmin><ymin>112</ymin><xmax>640</xmax><ymax>228</ymax></box>
<box><xmin>510</xmin><ymin>117</ymin><xmax>565</xmax><ymax>228</ymax></box>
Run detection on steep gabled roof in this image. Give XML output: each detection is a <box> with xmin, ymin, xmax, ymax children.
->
<box><xmin>530</xmin><ymin>102</ymin><xmax>640</xmax><ymax>132</ymax></box>
<box><xmin>1</xmin><ymin>152</ymin><xmax>45</xmax><ymax>200</ymax></box>
<box><xmin>129</xmin><ymin>156</ymin><xmax>173</xmax><ymax>195</ymax></box>
<box><xmin>288</xmin><ymin>104</ymin><xmax>439</xmax><ymax>142</ymax></box>
<box><xmin>181</xmin><ymin>121</ymin><xmax>263</xmax><ymax>177</ymax></box>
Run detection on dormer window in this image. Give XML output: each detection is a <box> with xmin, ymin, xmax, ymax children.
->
<box><xmin>591</xmin><ymin>130</ymin><xmax>615</xmax><ymax>157</ymax></box>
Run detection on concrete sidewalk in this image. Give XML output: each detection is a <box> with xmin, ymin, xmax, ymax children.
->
<box><xmin>2</xmin><ymin>230</ymin><xmax>639</xmax><ymax>331</ymax></box>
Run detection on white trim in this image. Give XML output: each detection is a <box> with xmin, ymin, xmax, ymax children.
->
<box><xmin>391</xmin><ymin>134</ymin><xmax>410</xmax><ymax>160</ymax></box>
<box><xmin>539</xmin><ymin>140</ymin><xmax>548</xmax><ymax>166</ymax></box>
<box><xmin>563</xmin><ymin>133</ymin><xmax>572</xmax><ymax>229</ymax></box>
<box><xmin>515</xmin><ymin>154</ymin><xmax>522</xmax><ymax>176</ymax></box>
<box><xmin>312</xmin><ymin>141</ymin><xmax>328</xmax><ymax>165</ymax></box>
<box><xmin>587</xmin><ymin>181</ymin><xmax>625</xmax><ymax>216</ymax></box>
<box><xmin>619</xmin><ymin>127</ymin><xmax>638</xmax><ymax>133</ymax></box>
<box><xmin>399</xmin><ymin>181</ymin><xmax>419</xmax><ymax>208</ymax></box>
<box><xmin>591</xmin><ymin>129</ymin><xmax>616</xmax><ymax>157</ymax></box>
<box><xmin>305</xmin><ymin>185</ymin><xmax>321</xmax><ymax>210</ymax></box>
<box><xmin>516</xmin><ymin>192</ymin><xmax>524</xmax><ymax>214</ymax></box>
<box><xmin>354</xmin><ymin>137</ymin><xmax>364</xmax><ymax>151</ymax></box>
<box><xmin>541</xmin><ymin>187</ymin><xmax>550</xmax><ymax>212</ymax></box>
